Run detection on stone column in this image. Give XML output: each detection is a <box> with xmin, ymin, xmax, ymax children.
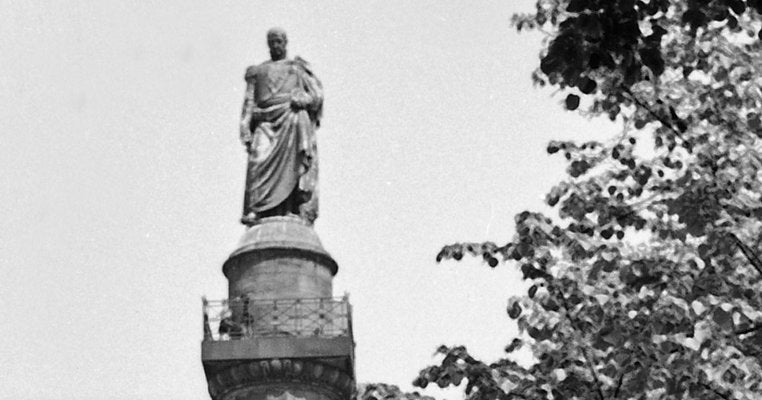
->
<box><xmin>202</xmin><ymin>216</ymin><xmax>355</xmax><ymax>400</ymax></box>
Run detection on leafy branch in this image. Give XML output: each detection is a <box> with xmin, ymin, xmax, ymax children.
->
<box><xmin>555</xmin><ymin>288</ymin><xmax>606</xmax><ymax>400</ymax></box>
<box><xmin>425</xmin><ymin>3</ymin><xmax>762</xmax><ymax>400</ymax></box>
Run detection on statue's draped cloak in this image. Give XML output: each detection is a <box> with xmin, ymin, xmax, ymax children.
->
<box><xmin>243</xmin><ymin>58</ymin><xmax>322</xmax><ymax>222</ymax></box>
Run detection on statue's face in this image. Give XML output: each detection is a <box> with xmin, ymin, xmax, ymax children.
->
<box><xmin>268</xmin><ymin>34</ymin><xmax>287</xmax><ymax>60</ymax></box>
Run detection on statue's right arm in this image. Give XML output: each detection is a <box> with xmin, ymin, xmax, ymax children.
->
<box><xmin>240</xmin><ymin>66</ymin><xmax>257</xmax><ymax>148</ymax></box>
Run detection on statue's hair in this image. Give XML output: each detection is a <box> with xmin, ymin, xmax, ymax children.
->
<box><xmin>267</xmin><ymin>27</ymin><xmax>287</xmax><ymax>41</ymax></box>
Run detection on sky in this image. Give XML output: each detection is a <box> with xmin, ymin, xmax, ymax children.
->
<box><xmin>0</xmin><ymin>1</ymin><xmax>616</xmax><ymax>399</ymax></box>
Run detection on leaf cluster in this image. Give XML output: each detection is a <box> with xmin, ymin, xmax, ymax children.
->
<box><xmin>426</xmin><ymin>1</ymin><xmax>762</xmax><ymax>399</ymax></box>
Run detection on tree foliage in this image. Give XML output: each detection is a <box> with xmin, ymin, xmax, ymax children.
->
<box><xmin>357</xmin><ymin>383</ymin><xmax>434</xmax><ymax>400</ymax></box>
<box><xmin>418</xmin><ymin>1</ymin><xmax>762</xmax><ymax>399</ymax></box>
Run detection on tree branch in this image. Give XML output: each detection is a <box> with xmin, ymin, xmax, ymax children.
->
<box><xmin>702</xmin><ymin>382</ymin><xmax>733</xmax><ymax>400</ymax></box>
<box><xmin>612</xmin><ymin>369</ymin><xmax>626</xmax><ymax>399</ymax></box>
<box><xmin>735</xmin><ymin>323</ymin><xmax>762</xmax><ymax>336</ymax></box>
<box><xmin>620</xmin><ymin>86</ymin><xmax>685</xmax><ymax>140</ymax></box>
<box><xmin>504</xmin><ymin>391</ymin><xmax>529</xmax><ymax>400</ymax></box>
<box><xmin>729</xmin><ymin>233</ymin><xmax>762</xmax><ymax>276</ymax></box>
<box><xmin>556</xmin><ymin>290</ymin><xmax>606</xmax><ymax>400</ymax></box>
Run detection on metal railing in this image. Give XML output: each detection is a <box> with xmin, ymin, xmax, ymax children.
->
<box><xmin>202</xmin><ymin>296</ymin><xmax>352</xmax><ymax>341</ymax></box>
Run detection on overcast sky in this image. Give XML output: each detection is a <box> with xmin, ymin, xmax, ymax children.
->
<box><xmin>0</xmin><ymin>1</ymin><xmax>615</xmax><ymax>399</ymax></box>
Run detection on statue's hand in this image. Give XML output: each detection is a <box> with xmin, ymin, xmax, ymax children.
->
<box><xmin>290</xmin><ymin>92</ymin><xmax>311</xmax><ymax>110</ymax></box>
<box><xmin>290</xmin><ymin>98</ymin><xmax>304</xmax><ymax>110</ymax></box>
<box><xmin>241</xmin><ymin>136</ymin><xmax>254</xmax><ymax>153</ymax></box>
<box><xmin>240</xmin><ymin>121</ymin><xmax>253</xmax><ymax>149</ymax></box>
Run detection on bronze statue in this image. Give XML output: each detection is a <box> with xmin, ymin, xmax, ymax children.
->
<box><xmin>239</xmin><ymin>28</ymin><xmax>323</xmax><ymax>226</ymax></box>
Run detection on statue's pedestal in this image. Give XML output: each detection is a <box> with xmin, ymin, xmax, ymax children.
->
<box><xmin>224</xmin><ymin>216</ymin><xmax>337</xmax><ymax>301</ymax></box>
<box><xmin>202</xmin><ymin>217</ymin><xmax>355</xmax><ymax>400</ymax></box>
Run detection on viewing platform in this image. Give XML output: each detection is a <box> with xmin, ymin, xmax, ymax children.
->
<box><xmin>203</xmin><ymin>296</ymin><xmax>352</xmax><ymax>340</ymax></box>
<box><xmin>201</xmin><ymin>296</ymin><xmax>355</xmax><ymax>380</ymax></box>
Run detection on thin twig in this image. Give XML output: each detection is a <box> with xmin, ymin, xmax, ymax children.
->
<box><xmin>702</xmin><ymin>382</ymin><xmax>732</xmax><ymax>400</ymax></box>
<box><xmin>620</xmin><ymin>86</ymin><xmax>684</xmax><ymax>140</ymax></box>
<box><xmin>556</xmin><ymin>291</ymin><xmax>606</xmax><ymax>400</ymax></box>
<box><xmin>505</xmin><ymin>391</ymin><xmax>530</xmax><ymax>400</ymax></box>
<box><xmin>735</xmin><ymin>323</ymin><xmax>762</xmax><ymax>336</ymax></box>
<box><xmin>729</xmin><ymin>233</ymin><xmax>762</xmax><ymax>276</ymax></box>
<box><xmin>612</xmin><ymin>369</ymin><xmax>626</xmax><ymax>399</ymax></box>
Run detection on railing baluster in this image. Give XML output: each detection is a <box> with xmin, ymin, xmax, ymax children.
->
<box><xmin>295</xmin><ymin>298</ymin><xmax>301</xmax><ymax>335</ymax></box>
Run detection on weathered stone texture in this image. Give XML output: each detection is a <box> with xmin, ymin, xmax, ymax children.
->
<box><xmin>226</xmin><ymin>252</ymin><xmax>333</xmax><ymax>300</ymax></box>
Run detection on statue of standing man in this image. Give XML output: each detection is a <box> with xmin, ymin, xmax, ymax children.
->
<box><xmin>239</xmin><ymin>28</ymin><xmax>323</xmax><ymax>226</ymax></box>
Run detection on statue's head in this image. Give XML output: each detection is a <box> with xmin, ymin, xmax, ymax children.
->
<box><xmin>267</xmin><ymin>28</ymin><xmax>288</xmax><ymax>61</ymax></box>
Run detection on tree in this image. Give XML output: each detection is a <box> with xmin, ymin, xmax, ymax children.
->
<box><xmin>413</xmin><ymin>1</ymin><xmax>762</xmax><ymax>399</ymax></box>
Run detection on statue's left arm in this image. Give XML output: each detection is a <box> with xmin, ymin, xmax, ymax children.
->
<box><xmin>240</xmin><ymin>66</ymin><xmax>258</xmax><ymax>148</ymax></box>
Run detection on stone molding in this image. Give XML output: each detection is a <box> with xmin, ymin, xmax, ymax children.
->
<box><xmin>224</xmin><ymin>248</ymin><xmax>338</xmax><ymax>277</ymax></box>
<box><xmin>208</xmin><ymin>358</ymin><xmax>355</xmax><ymax>400</ymax></box>
<box><xmin>248</xmin><ymin>215</ymin><xmax>309</xmax><ymax>227</ymax></box>
<box><xmin>224</xmin><ymin>216</ymin><xmax>338</xmax><ymax>276</ymax></box>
